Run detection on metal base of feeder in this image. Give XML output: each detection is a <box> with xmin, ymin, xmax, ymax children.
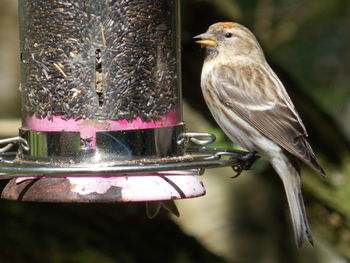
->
<box><xmin>0</xmin><ymin>132</ymin><xmax>260</xmax><ymax>203</ymax></box>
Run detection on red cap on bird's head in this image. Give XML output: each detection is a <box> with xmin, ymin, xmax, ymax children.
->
<box><xmin>215</xmin><ymin>22</ymin><xmax>236</xmax><ymax>29</ymax></box>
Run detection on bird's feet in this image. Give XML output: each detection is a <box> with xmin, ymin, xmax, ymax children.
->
<box><xmin>231</xmin><ymin>151</ymin><xmax>260</xmax><ymax>178</ymax></box>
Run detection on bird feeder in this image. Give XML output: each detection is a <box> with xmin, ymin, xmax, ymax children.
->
<box><xmin>0</xmin><ymin>0</ymin><xmax>256</xmax><ymax>203</ymax></box>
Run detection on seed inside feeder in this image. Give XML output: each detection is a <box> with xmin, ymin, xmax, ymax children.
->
<box><xmin>20</xmin><ymin>0</ymin><xmax>180</xmax><ymax>123</ymax></box>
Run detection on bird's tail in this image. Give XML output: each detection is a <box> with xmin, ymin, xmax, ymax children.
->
<box><xmin>271</xmin><ymin>153</ymin><xmax>313</xmax><ymax>248</ymax></box>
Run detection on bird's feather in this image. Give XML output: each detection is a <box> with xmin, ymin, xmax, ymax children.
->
<box><xmin>270</xmin><ymin>152</ymin><xmax>314</xmax><ymax>247</ymax></box>
<box><xmin>211</xmin><ymin>63</ymin><xmax>325</xmax><ymax>176</ymax></box>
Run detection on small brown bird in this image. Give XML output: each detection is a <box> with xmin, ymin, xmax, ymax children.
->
<box><xmin>195</xmin><ymin>22</ymin><xmax>325</xmax><ymax>247</ymax></box>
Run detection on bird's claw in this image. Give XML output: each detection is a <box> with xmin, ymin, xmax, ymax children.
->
<box><xmin>230</xmin><ymin>151</ymin><xmax>260</xmax><ymax>178</ymax></box>
<box><xmin>230</xmin><ymin>168</ymin><xmax>242</xmax><ymax>178</ymax></box>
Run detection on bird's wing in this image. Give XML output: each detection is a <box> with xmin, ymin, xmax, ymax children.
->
<box><xmin>211</xmin><ymin>63</ymin><xmax>325</xmax><ymax>176</ymax></box>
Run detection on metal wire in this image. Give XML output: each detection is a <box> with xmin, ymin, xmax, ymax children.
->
<box><xmin>0</xmin><ymin>136</ymin><xmax>29</xmax><ymax>153</ymax></box>
<box><xmin>177</xmin><ymin>132</ymin><xmax>216</xmax><ymax>146</ymax></box>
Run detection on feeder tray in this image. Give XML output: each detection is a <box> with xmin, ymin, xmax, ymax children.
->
<box><xmin>0</xmin><ymin>132</ymin><xmax>257</xmax><ymax>202</ymax></box>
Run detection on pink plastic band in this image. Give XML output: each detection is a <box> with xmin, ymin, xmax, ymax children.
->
<box><xmin>23</xmin><ymin>109</ymin><xmax>180</xmax><ymax>148</ymax></box>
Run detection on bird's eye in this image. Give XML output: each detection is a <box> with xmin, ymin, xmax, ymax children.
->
<box><xmin>225</xmin><ymin>32</ymin><xmax>233</xmax><ymax>38</ymax></box>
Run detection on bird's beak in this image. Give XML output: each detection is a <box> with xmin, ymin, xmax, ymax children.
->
<box><xmin>194</xmin><ymin>33</ymin><xmax>217</xmax><ymax>47</ymax></box>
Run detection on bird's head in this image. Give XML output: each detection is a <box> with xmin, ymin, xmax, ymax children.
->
<box><xmin>194</xmin><ymin>22</ymin><xmax>265</xmax><ymax>61</ymax></box>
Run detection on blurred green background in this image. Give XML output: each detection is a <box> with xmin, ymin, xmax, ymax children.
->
<box><xmin>0</xmin><ymin>0</ymin><xmax>349</xmax><ymax>262</ymax></box>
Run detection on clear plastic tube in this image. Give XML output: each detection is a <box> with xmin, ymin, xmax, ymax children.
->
<box><xmin>19</xmin><ymin>0</ymin><xmax>181</xmax><ymax>129</ymax></box>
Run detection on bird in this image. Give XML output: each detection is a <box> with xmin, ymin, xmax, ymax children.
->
<box><xmin>194</xmin><ymin>22</ymin><xmax>325</xmax><ymax>247</ymax></box>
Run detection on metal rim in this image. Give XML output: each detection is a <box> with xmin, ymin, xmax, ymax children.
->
<box><xmin>0</xmin><ymin>133</ymin><xmax>258</xmax><ymax>179</ymax></box>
